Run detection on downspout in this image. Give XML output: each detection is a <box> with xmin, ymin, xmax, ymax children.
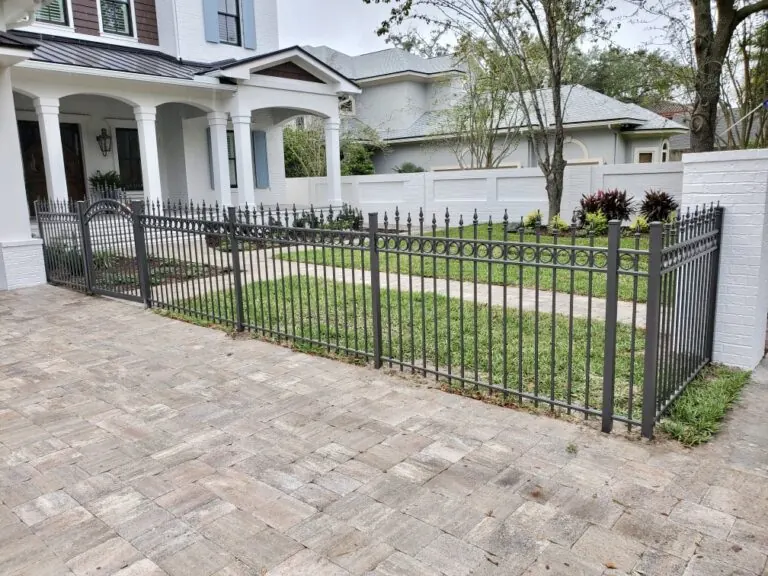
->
<box><xmin>609</xmin><ymin>124</ymin><xmax>618</xmax><ymax>164</ymax></box>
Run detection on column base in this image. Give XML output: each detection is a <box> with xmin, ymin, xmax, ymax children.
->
<box><xmin>0</xmin><ymin>239</ymin><xmax>46</xmax><ymax>291</ymax></box>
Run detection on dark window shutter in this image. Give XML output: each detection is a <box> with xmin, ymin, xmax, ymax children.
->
<box><xmin>241</xmin><ymin>0</ymin><xmax>256</xmax><ymax>50</ymax></box>
<box><xmin>206</xmin><ymin>127</ymin><xmax>214</xmax><ymax>189</ymax></box>
<box><xmin>202</xmin><ymin>0</ymin><xmax>219</xmax><ymax>43</ymax></box>
<box><xmin>252</xmin><ymin>130</ymin><xmax>269</xmax><ymax>189</ymax></box>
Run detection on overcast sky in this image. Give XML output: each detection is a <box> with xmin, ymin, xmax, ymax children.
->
<box><xmin>277</xmin><ymin>0</ymin><xmax>671</xmax><ymax>56</ymax></box>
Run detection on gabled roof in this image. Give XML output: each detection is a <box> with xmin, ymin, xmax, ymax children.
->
<box><xmin>303</xmin><ymin>45</ymin><xmax>462</xmax><ymax>81</ymax></box>
<box><xmin>380</xmin><ymin>85</ymin><xmax>688</xmax><ymax>141</ymax></box>
<box><xmin>208</xmin><ymin>45</ymin><xmax>360</xmax><ymax>92</ymax></box>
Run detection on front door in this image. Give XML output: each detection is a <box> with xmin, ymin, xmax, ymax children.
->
<box><xmin>61</xmin><ymin>123</ymin><xmax>86</xmax><ymax>202</ymax></box>
<box><xmin>18</xmin><ymin>121</ymin><xmax>87</xmax><ymax>212</ymax></box>
<box><xmin>18</xmin><ymin>121</ymin><xmax>47</xmax><ymax>213</ymax></box>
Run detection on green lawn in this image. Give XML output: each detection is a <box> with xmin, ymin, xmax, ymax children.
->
<box><xmin>660</xmin><ymin>364</ymin><xmax>751</xmax><ymax>445</ymax></box>
<box><xmin>277</xmin><ymin>224</ymin><xmax>650</xmax><ymax>302</ymax></box>
<box><xmin>164</xmin><ymin>275</ymin><xmax>646</xmax><ymax>419</ymax></box>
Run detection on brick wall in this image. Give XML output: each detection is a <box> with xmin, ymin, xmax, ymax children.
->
<box><xmin>682</xmin><ymin>149</ymin><xmax>768</xmax><ymax>369</ymax></box>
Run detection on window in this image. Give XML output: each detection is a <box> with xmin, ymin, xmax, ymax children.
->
<box><xmin>227</xmin><ymin>130</ymin><xmax>237</xmax><ymax>188</ymax></box>
<box><xmin>661</xmin><ymin>140</ymin><xmax>670</xmax><ymax>163</ymax></box>
<box><xmin>339</xmin><ymin>95</ymin><xmax>355</xmax><ymax>116</ymax></box>
<box><xmin>638</xmin><ymin>152</ymin><xmax>654</xmax><ymax>163</ymax></box>
<box><xmin>218</xmin><ymin>0</ymin><xmax>241</xmax><ymax>45</ymax></box>
<box><xmin>634</xmin><ymin>147</ymin><xmax>657</xmax><ymax>164</ymax></box>
<box><xmin>100</xmin><ymin>0</ymin><xmax>133</xmax><ymax>35</ymax></box>
<box><xmin>115</xmin><ymin>128</ymin><xmax>143</xmax><ymax>190</ymax></box>
<box><xmin>36</xmin><ymin>0</ymin><xmax>68</xmax><ymax>25</ymax></box>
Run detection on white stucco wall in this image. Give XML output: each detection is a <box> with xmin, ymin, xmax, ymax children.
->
<box><xmin>356</xmin><ymin>81</ymin><xmax>428</xmax><ymax>133</ymax></box>
<box><xmin>172</xmin><ymin>0</ymin><xmax>279</xmax><ymax>63</ymax></box>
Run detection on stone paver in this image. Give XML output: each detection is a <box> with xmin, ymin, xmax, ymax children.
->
<box><xmin>0</xmin><ymin>285</ymin><xmax>766</xmax><ymax>575</ymax></box>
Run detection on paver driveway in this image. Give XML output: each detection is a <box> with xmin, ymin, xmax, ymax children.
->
<box><xmin>0</xmin><ymin>285</ymin><xmax>766</xmax><ymax>576</ymax></box>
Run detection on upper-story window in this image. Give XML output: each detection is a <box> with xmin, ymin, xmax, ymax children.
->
<box><xmin>100</xmin><ymin>0</ymin><xmax>133</xmax><ymax>36</ymax></box>
<box><xmin>218</xmin><ymin>0</ymin><xmax>241</xmax><ymax>46</ymax></box>
<box><xmin>36</xmin><ymin>0</ymin><xmax>69</xmax><ymax>25</ymax></box>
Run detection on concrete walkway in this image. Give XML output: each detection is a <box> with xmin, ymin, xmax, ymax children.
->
<box><xmin>0</xmin><ymin>286</ymin><xmax>764</xmax><ymax>576</ymax></box>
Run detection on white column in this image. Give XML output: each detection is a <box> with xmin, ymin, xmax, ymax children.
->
<box><xmin>0</xmin><ymin>66</ymin><xmax>45</xmax><ymax>290</ymax></box>
<box><xmin>231</xmin><ymin>114</ymin><xmax>255</xmax><ymax>206</ymax></box>
<box><xmin>325</xmin><ymin>117</ymin><xmax>342</xmax><ymax>205</ymax></box>
<box><xmin>34</xmin><ymin>98</ymin><xmax>69</xmax><ymax>203</ymax></box>
<box><xmin>682</xmin><ymin>149</ymin><xmax>768</xmax><ymax>369</ymax></box>
<box><xmin>134</xmin><ymin>106</ymin><xmax>163</xmax><ymax>204</ymax></box>
<box><xmin>207</xmin><ymin>112</ymin><xmax>231</xmax><ymax>206</ymax></box>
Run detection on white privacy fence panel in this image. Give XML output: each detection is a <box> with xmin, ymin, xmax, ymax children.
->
<box><xmin>285</xmin><ymin>162</ymin><xmax>683</xmax><ymax>222</ymax></box>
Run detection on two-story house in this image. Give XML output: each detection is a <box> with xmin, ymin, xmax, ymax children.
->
<box><xmin>304</xmin><ymin>45</ymin><xmax>688</xmax><ymax>173</ymax></box>
<box><xmin>0</xmin><ymin>0</ymin><xmax>358</xmax><ymax>289</ymax></box>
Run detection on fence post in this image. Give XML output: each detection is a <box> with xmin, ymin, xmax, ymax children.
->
<box><xmin>76</xmin><ymin>201</ymin><xmax>94</xmax><ymax>294</ymax></box>
<box><xmin>227</xmin><ymin>206</ymin><xmax>245</xmax><ymax>332</ymax></box>
<box><xmin>368</xmin><ymin>212</ymin><xmax>383</xmax><ymax>369</ymax></box>
<box><xmin>130</xmin><ymin>201</ymin><xmax>152</xmax><ymax>308</ymax></box>
<box><xmin>706</xmin><ymin>206</ymin><xmax>725</xmax><ymax>361</ymax></box>
<box><xmin>601</xmin><ymin>220</ymin><xmax>621</xmax><ymax>434</ymax></box>
<box><xmin>34</xmin><ymin>200</ymin><xmax>50</xmax><ymax>283</ymax></box>
<box><xmin>641</xmin><ymin>222</ymin><xmax>664</xmax><ymax>439</ymax></box>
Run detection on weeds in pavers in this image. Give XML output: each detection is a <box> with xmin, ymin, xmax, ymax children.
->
<box><xmin>159</xmin><ymin>276</ymin><xmax>645</xmax><ymax>419</ymax></box>
<box><xmin>566</xmin><ymin>443</ymin><xmax>578</xmax><ymax>454</ymax></box>
<box><xmin>660</xmin><ymin>364</ymin><xmax>751</xmax><ymax>446</ymax></box>
<box><xmin>277</xmin><ymin>225</ymin><xmax>650</xmax><ymax>302</ymax></box>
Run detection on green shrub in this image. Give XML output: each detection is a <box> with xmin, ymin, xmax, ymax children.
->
<box><xmin>629</xmin><ymin>216</ymin><xmax>650</xmax><ymax>234</ymax></box>
<box><xmin>393</xmin><ymin>162</ymin><xmax>425</xmax><ymax>173</ymax></box>
<box><xmin>548</xmin><ymin>214</ymin><xmax>571</xmax><ymax>233</ymax></box>
<box><xmin>585</xmin><ymin>211</ymin><xmax>608</xmax><ymax>235</ymax></box>
<box><xmin>44</xmin><ymin>243</ymin><xmax>84</xmax><ymax>276</ymax></box>
<box><xmin>578</xmin><ymin>189</ymin><xmax>634</xmax><ymax>224</ymax></box>
<box><xmin>640</xmin><ymin>190</ymin><xmax>679</xmax><ymax>222</ymax></box>
<box><xmin>523</xmin><ymin>209</ymin><xmax>542</xmax><ymax>229</ymax></box>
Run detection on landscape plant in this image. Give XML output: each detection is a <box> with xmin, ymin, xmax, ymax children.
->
<box><xmin>640</xmin><ymin>190</ymin><xmax>679</xmax><ymax>222</ymax></box>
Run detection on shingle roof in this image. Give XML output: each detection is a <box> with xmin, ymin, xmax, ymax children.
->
<box><xmin>381</xmin><ymin>85</ymin><xmax>687</xmax><ymax>141</ymax></box>
<box><xmin>303</xmin><ymin>45</ymin><xmax>461</xmax><ymax>80</ymax></box>
<box><xmin>9</xmin><ymin>31</ymin><xmax>212</xmax><ymax>79</ymax></box>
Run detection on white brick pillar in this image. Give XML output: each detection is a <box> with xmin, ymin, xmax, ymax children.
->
<box><xmin>134</xmin><ymin>106</ymin><xmax>163</xmax><ymax>204</ymax></box>
<box><xmin>0</xmin><ymin>66</ymin><xmax>45</xmax><ymax>290</ymax></box>
<box><xmin>682</xmin><ymin>149</ymin><xmax>768</xmax><ymax>369</ymax></box>
<box><xmin>231</xmin><ymin>114</ymin><xmax>255</xmax><ymax>206</ymax></box>
<box><xmin>34</xmin><ymin>97</ymin><xmax>69</xmax><ymax>203</ymax></box>
<box><xmin>325</xmin><ymin>117</ymin><xmax>342</xmax><ymax>205</ymax></box>
<box><xmin>207</xmin><ymin>112</ymin><xmax>231</xmax><ymax>207</ymax></box>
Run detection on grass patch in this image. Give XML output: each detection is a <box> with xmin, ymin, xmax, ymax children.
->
<box><xmin>660</xmin><ymin>364</ymin><xmax>751</xmax><ymax>446</ymax></box>
<box><xmin>277</xmin><ymin>224</ymin><xmax>649</xmax><ymax>302</ymax></box>
<box><xmin>161</xmin><ymin>275</ymin><xmax>646</xmax><ymax>418</ymax></box>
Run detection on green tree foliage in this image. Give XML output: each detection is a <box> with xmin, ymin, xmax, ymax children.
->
<box><xmin>432</xmin><ymin>36</ymin><xmax>522</xmax><ymax>169</ymax></box>
<box><xmin>283</xmin><ymin>117</ymin><xmax>387</xmax><ymax>178</ymax></box>
<box><xmin>574</xmin><ymin>46</ymin><xmax>690</xmax><ymax>107</ymax></box>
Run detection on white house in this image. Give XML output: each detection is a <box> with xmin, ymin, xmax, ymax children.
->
<box><xmin>303</xmin><ymin>45</ymin><xmax>688</xmax><ymax>173</ymax></box>
<box><xmin>0</xmin><ymin>0</ymin><xmax>359</xmax><ymax>290</ymax></box>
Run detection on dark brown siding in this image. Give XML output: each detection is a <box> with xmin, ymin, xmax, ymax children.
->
<box><xmin>72</xmin><ymin>0</ymin><xmax>99</xmax><ymax>36</ymax></box>
<box><xmin>257</xmin><ymin>62</ymin><xmax>324</xmax><ymax>84</ymax></box>
<box><xmin>135</xmin><ymin>0</ymin><xmax>159</xmax><ymax>45</ymax></box>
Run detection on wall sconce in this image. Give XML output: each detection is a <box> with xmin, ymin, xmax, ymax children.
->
<box><xmin>96</xmin><ymin>128</ymin><xmax>112</xmax><ymax>157</ymax></box>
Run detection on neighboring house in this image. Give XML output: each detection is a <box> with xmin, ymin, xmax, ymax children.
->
<box><xmin>653</xmin><ymin>103</ymin><xmax>765</xmax><ymax>159</ymax></box>
<box><xmin>303</xmin><ymin>45</ymin><xmax>688</xmax><ymax>174</ymax></box>
<box><xmin>1</xmin><ymin>0</ymin><xmax>359</xmax><ymax>217</ymax></box>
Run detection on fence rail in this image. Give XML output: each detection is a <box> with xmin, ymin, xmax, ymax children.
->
<box><xmin>35</xmin><ymin>199</ymin><xmax>724</xmax><ymax>438</ymax></box>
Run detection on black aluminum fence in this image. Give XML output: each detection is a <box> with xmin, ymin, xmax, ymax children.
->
<box><xmin>35</xmin><ymin>199</ymin><xmax>724</xmax><ymax>438</ymax></box>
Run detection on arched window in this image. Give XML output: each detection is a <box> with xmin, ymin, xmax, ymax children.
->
<box><xmin>661</xmin><ymin>140</ymin><xmax>670</xmax><ymax>163</ymax></box>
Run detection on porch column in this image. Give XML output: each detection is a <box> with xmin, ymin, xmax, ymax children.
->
<box><xmin>34</xmin><ymin>97</ymin><xmax>69</xmax><ymax>203</ymax></box>
<box><xmin>208</xmin><ymin>112</ymin><xmax>231</xmax><ymax>206</ymax></box>
<box><xmin>0</xmin><ymin>66</ymin><xmax>45</xmax><ymax>289</ymax></box>
<box><xmin>231</xmin><ymin>114</ymin><xmax>255</xmax><ymax>205</ymax></box>
<box><xmin>134</xmin><ymin>106</ymin><xmax>163</xmax><ymax>204</ymax></box>
<box><xmin>325</xmin><ymin>117</ymin><xmax>342</xmax><ymax>205</ymax></box>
